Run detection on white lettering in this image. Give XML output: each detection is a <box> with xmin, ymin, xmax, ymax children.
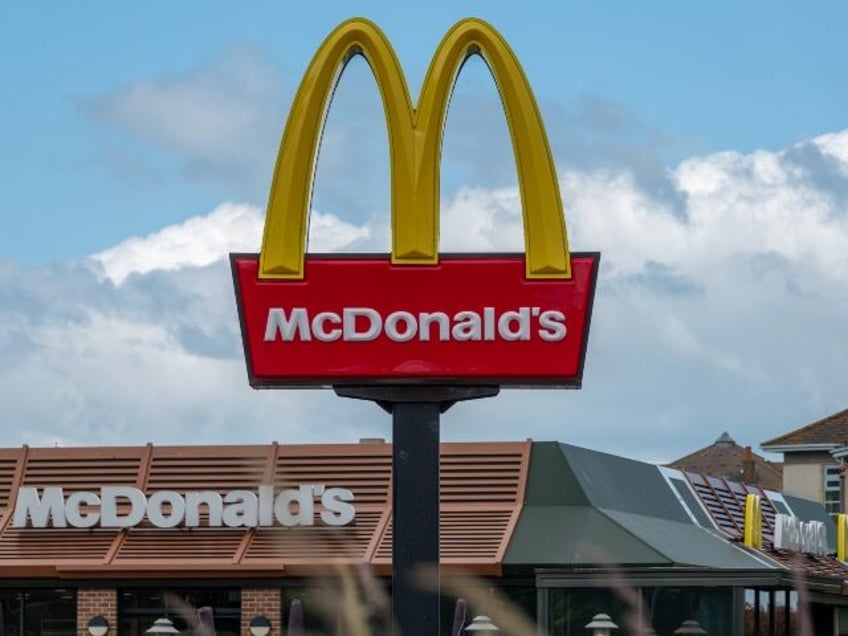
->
<box><xmin>419</xmin><ymin>312</ymin><xmax>450</xmax><ymax>342</ymax></box>
<box><xmin>222</xmin><ymin>490</ymin><xmax>258</xmax><ymax>527</ymax></box>
<box><xmin>483</xmin><ymin>307</ymin><xmax>496</xmax><ymax>341</ymax></box>
<box><xmin>13</xmin><ymin>484</ymin><xmax>356</xmax><ymax>529</ymax></box>
<box><xmin>451</xmin><ymin>311</ymin><xmax>482</xmax><ymax>341</ymax></box>
<box><xmin>100</xmin><ymin>487</ymin><xmax>147</xmax><ymax>528</ymax></box>
<box><xmin>261</xmin><ymin>306</ymin><xmax>572</xmax><ymax>343</ymax></box>
<box><xmin>13</xmin><ymin>487</ymin><xmax>66</xmax><ymax>528</ymax></box>
<box><xmin>497</xmin><ymin>307</ymin><xmax>531</xmax><ymax>341</ymax></box>
<box><xmin>312</xmin><ymin>311</ymin><xmax>342</xmax><ymax>342</ymax></box>
<box><xmin>321</xmin><ymin>488</ymin><xmax>356</xmax><ymax>526</ymax></box>
<box><xmin>385</xmin><ymin>311</ymin><xmax>418</xmax><ymax>342</ymax></box>
<box><xmin>185</xmin><ymin>491</ymin><xmax>224</xmax><ymax>527</ymax></box>
<box><xmin>275</xmin><ymin>484</ymin><xmax>316</xmax><ymax>526</ymax></box>
<box><xmin>65</xmin><ymin>491</ymin><xmax>100</xmax><ymax>528</ymax></box>
<box><xmin>343</xmin><ymin>308</ymin><xmax>382</xmax><ymax>341</ymax></box>
<box><xmin>146</xmin><ymin>491</ymin><xmax>186</xmax><ymax>528</ymax></box>
<box><xmin>538</xmin><ymin>310</ymin><xmax>567</xmax><ymax>341</ymax></box>
<box><xmin>773</xmin><ymin>513</ymin><xmax>828</xmax><ymax>556</ymax></box>
<box><xmin>264</xmin><ymin>308</ymin><xmax>311</xmax><ymax>342</ymax></box>
<box><xmin>258</xmin><ymin>484</ymin><xmax>274</xmax><ymax>526</ymax></box>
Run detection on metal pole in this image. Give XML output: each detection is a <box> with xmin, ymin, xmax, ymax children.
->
<box><xmin>392</xmin><ymin>401</ymin><xmax>441</xmax><ymax>636</ymax></box>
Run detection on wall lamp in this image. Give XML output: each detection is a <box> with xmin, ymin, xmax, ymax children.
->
<box><xmin>249</xmin><ymin>615</ymin><xmax>272</xmax><ymax>636</ymax></box>
<box><xmin>145</xmin><ymin>617</ymin><xmax>180</xmax><ymax>634</ymax></box>
<box><xmin>674</xmin><ymin>619</ymin><xmax>707</xmax><ymax>634</ymax></box>
<box><xmin>585</xmin><ymin>613</ymin><xmax>619</xmax><ymax>636</ymax></box>
<box><xmin>87</xmin><ymin>615</ymin><xmax>109</xmax><ymax>636</ymax></box>
<box><xmin>464</xmin><ymin>615</ymin><xmax>500</xmax><ymax>633</ymax></box>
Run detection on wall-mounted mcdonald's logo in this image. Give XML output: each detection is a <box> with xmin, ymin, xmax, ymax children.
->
<box><xmin>231</xmin><ymin>18</ymin><xmax>600</xmax><ymax>388</ymax></box>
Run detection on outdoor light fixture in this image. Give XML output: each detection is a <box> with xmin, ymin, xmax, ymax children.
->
<box><xmin>87</xmin><ymin>615</ymin><xmax>109</xmax><ymax>636</ymax></box>
<box><xmin>464</xmin><ymin>615</ymin><xmax>500</xmax><ymax>633</ymax></box>
<box><xmin>585</xmin><ymin>612</ymin><xmax>619</xmax><ymax>636</ymax></box>
<box><xmin>145</xmin><ymin>617</ymin><xmax>180</xmax><ymax>634</ymax></box>
<box><xmin>249</xmin><ymin>615</ymin><xmax>272</xmax><ymax>636</ymax></box>
<box><xmin>674</xmin><ymin>619</ymin><xmax>707</xmax><ymax>634</ymax></box>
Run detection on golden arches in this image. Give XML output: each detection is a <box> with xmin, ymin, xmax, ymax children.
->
<box><xmin>259</xmin><ymin>18</ymin><xmax>571</xmax><ymax>280</ymax></box>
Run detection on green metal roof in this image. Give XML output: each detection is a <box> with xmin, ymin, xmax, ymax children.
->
<box><xmin>504</xmin><ymin>442</ymin><xmax>776</xmax><ymax>570</ymax></box>
<box><xmin>601</xmin><ymin>509</ymin><xmax>770</xmax><ymax>569</ymax></box>
<box><xmin>505</xmin><ymin>505</ymin><xmax>670</xmax><ymax>566</ymax></box>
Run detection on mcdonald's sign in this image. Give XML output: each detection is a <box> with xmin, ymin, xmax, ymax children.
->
<box><xmin>231</xmin><ymin>18</ymin><xmax>600</xmax><ymax>387</ymax></box>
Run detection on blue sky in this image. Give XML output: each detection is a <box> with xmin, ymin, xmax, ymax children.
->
<box><xmin>1</xmin><ymin>2</ymin><xmax>847</xmax><ymax>461</ymax></box>
<box><xmin>3</xmin><ymin>2</ymin><xmax>846</xmax><ymax>262</ymax></box>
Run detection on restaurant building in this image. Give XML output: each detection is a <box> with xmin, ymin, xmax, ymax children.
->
<box><xmin>1</xmin><ymin>439</ymin><xmax>847</xmax><ymax>635</ymax></box>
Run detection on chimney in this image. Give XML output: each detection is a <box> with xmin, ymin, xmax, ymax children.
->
<box><xmin>741</xmin><ymin>446</ymin><xmax>756</xmax><ymax>483</ymax></box>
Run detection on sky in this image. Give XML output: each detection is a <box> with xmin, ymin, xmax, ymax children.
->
<box><xmin>1</xmin><ymin>2</ymin><xmax>847</xmax><ymax>463</ymax></box>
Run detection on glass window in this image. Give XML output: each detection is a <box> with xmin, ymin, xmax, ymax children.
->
<box><xmin>825</xmin><ymin>465</ymin><xmax>843</xmax><ymax>515</ymax></box>
<box><xmin>546</xmin><ymin>588</ymin><xmax>629</xmax><ymax>636</ymax></box>
<box><xmin>282</xmin><ymin>582</ymin><xmax>536</xmax><ymax>634</ymax></box>
<box><xmin>643</xmin><ymin>587</ymin><xmax>731</xmax><ymax>635</ymax></box>
<box><xmin>119</xmin><ymin>588</ymin><xmax>240</xmax><ymax>635</ymax></box>
<box><xmin>745</xmin><ymin>589</ymin><xmax>804</xmax><ymax>636</ymax></box>
<box><xmin>0</xmin><ymin>588</ymin><xmax>76</xmax><ymax>636</ymax></box>
<box><xmin>543</xmin><ymin>586</ymin><xmax>732</xmax><ymax>635</ymax></box>
<box><xmin>283</xmin><ymin>587</ymin><xmax>343</xmax><ymax>634</ymax></box>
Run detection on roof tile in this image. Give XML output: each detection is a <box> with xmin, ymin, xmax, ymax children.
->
<box><xmin>761</xmin><ymin>408</ymin><xmax>848</xmax><ymax>448</ymax></box>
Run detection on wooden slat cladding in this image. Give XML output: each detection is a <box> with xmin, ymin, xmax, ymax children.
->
<box><xmin>146</xmin><ymin>446</ymin><xmax>269</xmax><ymax>492</ymax></box>
<box><xmin>275</xmin><ymin>445</ymin><xmax>393</xmax><ymax>506</ymax></box>
<box><xmin>440</xmin><ymin>453</ymin><xmax>523</xmax><ymax>504</ymax></box>
<box><xmin>0</xmin><ymin>528</ymin><xmax>116</xmax><ymax>559</ymax></box>
<box><xmin>0</xmin><ymin>449</ymin><xmax>21</xmax><ymax>510</ymax></box>
<box><xmin>0</xmin><ymin>441</ymin><xmax>531</xmax><ymax>578</ymax></box>
<box><xmin>374</xmin><ymin>509</ymin><xmax>514</xmax><ymax>562</ymax></box>
<box><xmin>115</xmin><ymin>526</ymin><xmax>245</xmax><ymax>560</ymax></box>
<box><xmin>245</xmin><ymin>510</ymin><xmax>382</xmax><ymax>562</ymax></box>
<box><xmin>23</xmin><ymin>447</ymin><xmax>144</xmax><ymax>490</ymax></box>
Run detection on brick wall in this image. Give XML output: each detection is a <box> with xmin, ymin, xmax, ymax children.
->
<box><xmin>76</xmin><ymin>588</ymin><xmax>117</xmax><ymax>636</ymax></box>
<box><xmin>241</xmin><ymin>588</ymin><xmax>282</xmax><ymax>635</ymax></box>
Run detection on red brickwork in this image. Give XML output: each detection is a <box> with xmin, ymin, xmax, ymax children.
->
<box><xmin>241</xmin><ymin>588</ymin><xmax>282</xmax><ymax>635</ymax></box>
<box><xmin>76</xmin><ymin>588</ymin><xmax>117</xmax><ymax>636</ymax></box>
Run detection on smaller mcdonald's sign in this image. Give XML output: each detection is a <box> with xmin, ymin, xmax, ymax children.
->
<box><xmin>232</xmin><ymin>18</ymin><xmax>599</xmax><ymax>388</ymax></box>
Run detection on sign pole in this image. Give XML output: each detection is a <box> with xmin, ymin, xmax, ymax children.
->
<box><xmin>392</xmin><ymin>401</ymin><xmax>441</xmax><ymax>636</ymax></box>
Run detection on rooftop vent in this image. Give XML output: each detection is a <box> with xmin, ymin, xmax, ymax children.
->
<box><xmin>715</xmin><ymin>432</ymin><xmax>735</xmax><ymax>447</ymax></box>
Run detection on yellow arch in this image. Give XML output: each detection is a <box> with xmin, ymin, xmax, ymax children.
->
<box><xmin>259</xmin><ymin>17</ymin><xmax>571</xmax><ymax>280</ymax></box>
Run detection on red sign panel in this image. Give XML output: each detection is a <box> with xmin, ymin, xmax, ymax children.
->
<box><xmin>231</xmin><ymin>253</ymin><xmax>599</xmax><ymax>388</ymax></box>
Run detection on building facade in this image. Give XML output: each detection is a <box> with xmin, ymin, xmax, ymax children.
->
<box><xmin>1</xmin><ymin>440</ymin><xmax>847</xmax><ymax>635</ymax></box>
<box><xmin>761</xmin><ymin>408</ymin><xmax>848</xmax><ymax>515</ymax></box>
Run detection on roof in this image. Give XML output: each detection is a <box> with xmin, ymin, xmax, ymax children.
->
<box><xmin>2</xmin><ymin>439</ymin><xmax>847</xmax><ymax>592</ymax></box>
<box><xmin>505</xmin><ymin>443</ymin><xmax>771</xmax><ymax>571</ymax></box>
<box><xmin>669</xmin><ymin>432</ymin><xmax>783</xmax><ymax>490</ymax></box>
<box><xmin>505</xmin><ymin>443</ymin><xmax>848</xmax><ymax>593</ymax></box>
<box><xmin>0</xmin><ymin>441</ymin><xmax>531</xmax><ymax>579</ymax></box>
<box><xmin>761</xmin><ymin>408</ymin><xmax>848</xmax><ymax>449</ymax></box>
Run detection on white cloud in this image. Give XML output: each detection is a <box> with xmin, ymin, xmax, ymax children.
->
<box><xmin>84</xmin><ymin>49</ymin><xmax>284</xmax><ymax>166</ymax></box>
<box><xmin>92</xmin><ymin>203</ymin><xmax>371</xmax><ymax>284</ymax></box>
<box><xmin>3</xmin><ymin>129</ymin><xmax>848</xmax><ymax>461</ymax></box>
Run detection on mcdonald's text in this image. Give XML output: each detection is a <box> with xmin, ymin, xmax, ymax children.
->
<box><xmin>264</xmin><ymin>306</ymin><xmax>567</xmax><ymax>343</ymax></box>
<box><xmin>13</xmin><ymin>484</ymin><xmax>356</xmax><ymax>529</ymax></box>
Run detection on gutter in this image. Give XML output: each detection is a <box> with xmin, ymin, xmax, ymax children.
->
<box><xmin>760</xmin><ymin>443</ymin><xmax>839</xmax><ymax>453</ymax></box>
